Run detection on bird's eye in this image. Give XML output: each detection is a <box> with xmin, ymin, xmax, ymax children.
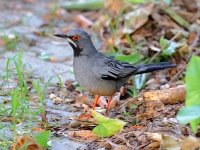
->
<box><xmin>72</xmin><ymin>34</ymin><xmax>80</xmax><ymax>40</ymax></box>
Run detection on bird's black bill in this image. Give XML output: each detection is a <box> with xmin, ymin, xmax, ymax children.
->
<box><xmin>54</xmin><ymin>34</ymin><xmax>67</xmax><ymax>38</ymax></box>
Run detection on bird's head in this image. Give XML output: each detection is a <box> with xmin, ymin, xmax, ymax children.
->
<box><xmin>54</xmin><ymin>29</ymin><xmax>92</xmax><ymax>50</ymax></box>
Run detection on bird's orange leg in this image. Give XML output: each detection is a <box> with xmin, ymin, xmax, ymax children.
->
<box><xmin>92</xmin><ymin>95</ymin><xmax>101</xmax><ymax>110</ymax></box>
<box><xmin>87</xmin><ymin>95</ymin><xmax>101</xmax><ymax>118</ymax></box>
<box><xmin>105</xmin><ymin>97</ymin><xmax>112</xmax><ymax>116</ymax></box>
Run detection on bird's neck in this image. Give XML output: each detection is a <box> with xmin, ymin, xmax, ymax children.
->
<box><xmin>71</xmin><ymin>42</ymin><xmax>97</xmax><ymax>58</ymax></box>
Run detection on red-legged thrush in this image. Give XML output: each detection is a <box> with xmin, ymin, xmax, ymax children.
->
<box><xmin>54</xmin><ymin>29</ymin><xmax>176</xmax><ymax>116</ymax></box>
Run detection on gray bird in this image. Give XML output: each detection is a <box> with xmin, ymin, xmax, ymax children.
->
<box><xmin>54</xmin><ymin>29</ymin><xmax>176</xmax><ymax>116</ymax></box>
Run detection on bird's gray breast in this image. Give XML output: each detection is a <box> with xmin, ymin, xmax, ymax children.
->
<box><xmin>73</xmin><ymin>56</ymin><xmax>117</xmax><ymax>96</ymax></box>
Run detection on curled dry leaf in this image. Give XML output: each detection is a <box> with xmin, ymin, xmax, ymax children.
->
<box><xmin>10</xmin><ymin>136</ymin><xmax>43</xmax><ymax>150</ymax></box>
<box><xmin>148</xmin><ymin>141</ymin><xmax>160</xmax><ymax>148</ymax></box>
<box><xmin>96</xmin><ymin>96</ymin><xmax>107</xmax><ymax>108</ymax></box>
<box><xmin>53</xmin><ymin>97</ymin><xmax>62</xmax><ymax>104</ymax></box>
<box><xmin>105</xmin><ymin>0</ymin><xmax>124</xmax><ymax>15</ymax></box>
<box><xmin>76</xmin><ymin>14</ymin><xmax>93</xmax><ymax>28</ymax></box>
<box><xmin>77</xmin><ymin>94</ymin><xmax>90</xmax><ymax>106</ymax></box>
<box><xmin>123</xmin><ymin>3</ymin><xmax>154</xmax><ymax>34</ymax></box>
<box><xmin>144</xmin><ymin>85</ymin><xmax>186</xmax><ymax>104</ymax></box>
<box><xmin>161</xmin><ymin>135</ymin><xmax>180</xmax><ymax>150</ymax></box>
<box><xmin>180</xmin><ymin>136</ymin><xmax>200</xmax><ymax>150</ymax></box>
<box><xmin>49</xmin><ymin>56</ymin><xmax>58</xmax><ymax>62</ymax></box>
<box><xmin>109</xmin><ymin>92</ymin><xmax>120</xmax><ymax>110</ymax></box>
<box><xmin>68</xmin><ymin>130</ymin><xmax>98</xmax><ymax>142</ymax></box>
<box><xmin>145</xmin><ymin>132</ymin><xmax>162</xmax><ymax>142</ymax></box>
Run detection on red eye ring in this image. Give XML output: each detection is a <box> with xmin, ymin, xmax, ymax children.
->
<box><xmin>72</xmin><ymin>34</ymin><xmax>80</xmax><ymax>40</ymax></box>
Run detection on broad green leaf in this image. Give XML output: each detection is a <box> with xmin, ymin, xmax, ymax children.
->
<box><xmin>177</xmin><ymin>105</ymin><xmax>200</xmax><ymax>125</ymax></box>
<box><xmin>91</xmin><ymin>110</ymin><xmax>126</xmax><ymax>137</ymax></box>
<box><xmin>34</xmin><ymin>130</ymin><xmax>51</xmax><ymax>147</ymax></box>
<box><xmin>159</xmin><ymin>36</ymin><xmax>180</xmax><ymax>56</ymax></box>
<box><xmin>177</xmin><ymin>55</ymin><xmax>200</xmax><ymax>133</ymax></box>
<box><xmin>115</xmin><ymin>52</ymin><xmax>141</xmax><ymax>65</ymax></box>
<box><xmin>185</xmin><ymin>55</ymin><xmax>200</xmax><ymax>106</ymax></box>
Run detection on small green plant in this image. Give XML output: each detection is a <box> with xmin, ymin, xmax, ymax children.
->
<box><xmin>2</xmin><ymin>32</ymin><xmax>19</xmax><ymax>51</ymax></box>
<box><xmin>177</xmin><ymin>55</ymin><xmax>200</xmax><ymax>133</ymax></box>
<box><xmin>32</xmin><ymin>75</ymin><xmax>63</xmax><ymax>122</ymax></box>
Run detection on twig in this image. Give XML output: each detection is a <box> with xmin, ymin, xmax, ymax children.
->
<box><xmin>149</xmin><ymin>31</ymin><xmax>182</xmax><ymax>63</ymax></box>
<box><xmin>169</xmin><ymin>65</ymin><xmax>187</xmax><ymax>83</ymax></box>
<box><xmin>117</xmin><ymin>94</ymin><xmax>141</xmax><ymax>110</ymax></box>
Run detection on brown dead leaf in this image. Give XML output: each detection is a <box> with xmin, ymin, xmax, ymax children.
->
<box><xmin>1</xmin><ymin>117</ymin><xmax>13</xmax><ymax>122</ymax></box>
<box><xmin>105</xmin><ymin>0</ymin><xmax>124</xmax><ymax>15</ymax></box>
<box><xmin>76</xmin><ymin>15</ymin><xmax>93</xmax><ymax>28</ymax></box>
<box><xmin>123</xmin><ymin>3</ymin><xmax>154</xmax><ymax>34</ymax></box>
<box><xmin>148</xmin><ymin>141</ymin><xmax>160</xmax><ymax>148</ymax></box>
<box><xmin>0</xmin><ymin>38</ymin><xmax>6</xmax><ymax>46</ymax></box>
<box><xmin>52</xmin><ymin>97</ymin><xmax>62</xmax><ymax>104</ymax></box>
<box><xmin>49</xmin><ymin>56</ymin><xmax>58</xmax><ymax>62</ymax></box>
<box><xmin>161</xmin><ymin>135</ymin><xmax>180</xmax><ymax>149</ymax></box>
<box><xmin>180</xmin><ymin>136</ymin><xmax>200</xmax><ymax>150</ymax></box>
<box><xmin>145</xmin><ymin>132</ymin><xmax>162</xmax><ymax>142</ymax></box>
<box><xmin>144</xmin><ymin>85</ymin><xmax>186</xmax><ymax>104</ymax></box>
<box><xmin>10</xmin><ymin>136</ymin><xmax>43</xmax><ymax>150</ymax></box>
<box><xmin>77</xmin><ymin>94</ymin><xmax>90</xmax><ymax>106</ymax></box>
<box><xmin>96</xmin><ymin>96</ymin><xmax>107</xmax><ymax>108</ymax></box>
<box><xmin>109</xmin><ymin>92</ymin><xmax>120</xmax><ymax>110</ymax></box>
<box><xmin>188</xmin><ymin>32</ymin><xmax>196</xmax><ymax>44</ymax></box>
<box><xmin>31</xmin><ymin>127</ymin><xmax>45</xmax><ymax>132</ymax></box>
<box><xmin>68</xmin><ymin>130</ymin><xmax>98</xmax><ymax>142</ymax></box>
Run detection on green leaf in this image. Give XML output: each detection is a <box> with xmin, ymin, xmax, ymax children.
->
<box><xmin>34</xmin><ymin>130</ymin><xmax>51</xmax><ymax>147</ymax></box>
<box><xmin>130</xmin><ymin>104</ymin><xmax>137</xmax><ymax>109</ymax></box>
<box><xmin>185</xmin><ymin>55</ymin><xmax>200</xmax><ymax>106</ymax></box>
<box><xmin>134</xmin><ymin>74</ymin><xmax>147</xmax><ymax>90</ymax></box>
<box><xmin>159</xmin><ymin>36</ymin><xmax>179</xmax><ymax>56</ymax></box>
<box><xmin>177</xmin><ymin>105</ymin><xmax>200</xmax><ymax>125</ymax></box>
<box><xmin>177</xmin><ymin>105</ymin><xmax>200</xmax><ymax>133</ymax></box>
<box><xmin>177</xmin><ymin>55</ymin><xmax>200</xmax><ymax>133</ymax></box>
<box><xmin>61</xmin><ymin>0</ymin><xmax>104</xmax><ymax>11</ymax></box>
<box><xmin>115</xmin><ymin>52</ymin><xmax>141</xmax><ymax>65</ymax></box>
<box><xmin>91</xmin><ymin>110</ymin><xmax>126</xmax><ymax>137</ymax></box>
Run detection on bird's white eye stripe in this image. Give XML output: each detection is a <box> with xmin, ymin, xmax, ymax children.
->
<box><xmin>67</xmin><ymin>38</ymin><xmax>77</xmax><ymax>48</ymax></box>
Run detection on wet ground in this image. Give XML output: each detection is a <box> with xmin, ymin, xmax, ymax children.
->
<box><xmin>0</xmin><ymin>0</ymin><xmax>87</xmax><ymax>149</ymax></box>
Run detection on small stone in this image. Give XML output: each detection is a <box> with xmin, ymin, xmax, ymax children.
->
<box><xmin>50</xmin><ymin>93</ymin><xmax>56</xmax><ymax>100</ymax></box>
<box><xmin>160</xmin><ymin>84</ymin><xmax>170</xmax><ymax>89</ymax></box>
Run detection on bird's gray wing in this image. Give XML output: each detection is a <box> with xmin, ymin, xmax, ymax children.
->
<box><xmin>93</xmin><ymin>56</ymin><xmax>137</xmax><ymax>80</ymax></box>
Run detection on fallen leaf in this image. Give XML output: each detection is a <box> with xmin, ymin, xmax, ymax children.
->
<box><xmin>76</xmin><ymin>14</ymin><xmax>93</xmax><ymax>28</ymax></box>
<box><xmin>123</xmin><ymin>3</ymin><xmax>154</xmax><ymax>34</ymax></box>
<box><xmin>91</xmin><ymin>110</ymin><xmax>126</xmax><ymax>137</ymax></box>
<box><xmin>68</xmin><ymin>130</ymin><xmax>98</xmax><ymax>141</ymax></box>
<box><xmin>105</xmin><ymin>0</ymin><xmax>124</xmax><ymax>14</ymax></box>
<box><xmin>10</xmin><ymin>136</ymin><xmax>43</xmax><ymax>150</ymax></box>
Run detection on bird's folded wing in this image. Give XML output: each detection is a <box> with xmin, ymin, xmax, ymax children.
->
<box><xmin>93</xmin><ymin>59</ymin><xmax>137</xmax><ymax>80</ymax></box>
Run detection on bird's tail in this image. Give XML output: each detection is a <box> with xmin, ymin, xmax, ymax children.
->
<box><xmin>135</xmin><ymin>62</ymin><xmax>177</xmax><ymax>74</ymax></box>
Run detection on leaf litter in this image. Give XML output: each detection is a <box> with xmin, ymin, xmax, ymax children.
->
<box><xmin>1</xmin><ymin>0</ymin><xmax>200</xmax><ymax>149</ymax></box>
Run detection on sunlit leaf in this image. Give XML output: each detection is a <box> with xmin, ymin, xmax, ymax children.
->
<box><xmin>159</xmin><ymin>36</ymin><xmax>179</xmax><ymax>56</ymax></box>
<box><xmin>91</xmin><ymin>110</ymin><xmax>126</xmax><ymax>137</ymax></box>
<box><xmin>115</xmin><ymin>52</ymin><xmax>141</xmax><ymax>65</ymax></box>
<box><xmin>185</xmin><ymin>55</ymin><xmax>200</xmax><ymax>106</ymax></box>
<box><xmin>34</xmin><ymin>130</ymin><xmax>51</xmax><ymax>147</ymax></box>
<box><xmin>177</xmin><ymin>105</ymin><xmax>200</xmax><ymax>125</ymax></box>
<box><xmin>177</xmin><ymin>55</ymin><xmax>200</xmax><ymax>133</ymax></box>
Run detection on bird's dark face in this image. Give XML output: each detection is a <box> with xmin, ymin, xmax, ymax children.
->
<box><xmin>54</xmin><ymin>29</ymin><xmax>92</xmax><ymax>51</ymax></box>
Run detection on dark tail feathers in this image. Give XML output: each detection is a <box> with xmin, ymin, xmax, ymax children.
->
<box><xmin>135</xmin><ymin>62</ymin><xmax>177</xmax><ymax>74</ymax></box>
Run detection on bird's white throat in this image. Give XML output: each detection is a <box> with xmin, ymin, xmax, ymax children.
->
<box><xmin>67</xmin><ymin>38</ymin><xmax>77</xmax><ymax>48</ymax></box>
